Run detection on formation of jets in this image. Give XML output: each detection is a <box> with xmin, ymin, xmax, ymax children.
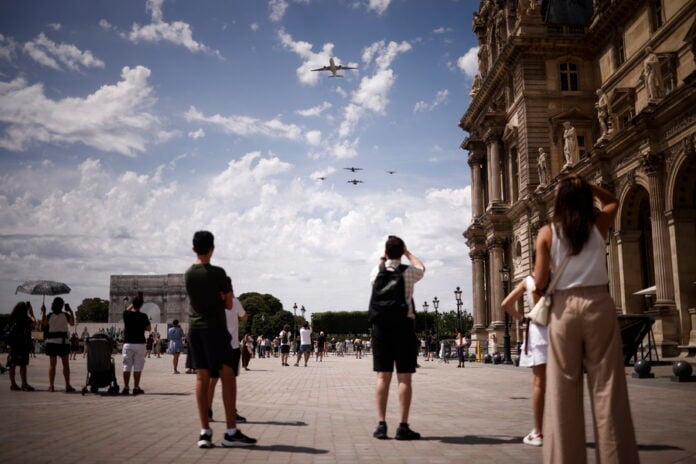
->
<box><xmin>313</xmin><ymin>167</ymin><xmax>397</xmax><ymax>184</ymax></box>
<box><xmin>312</xmin><ymin>58</ymin><xmax>358</xmax><ymax>78</ymax></box>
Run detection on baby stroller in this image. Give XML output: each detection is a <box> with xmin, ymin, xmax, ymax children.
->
<box><xmin>81</xmin><ymin>333</ymin><xmax>120</xmax><ymax>395</ymax></box>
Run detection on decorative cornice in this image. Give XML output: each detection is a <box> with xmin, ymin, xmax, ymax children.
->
<box><xmin>486</xmin><ymin>236</ymin><xmax>507</xmax><ymax>249</ymax></box>
<box><xmin>468</xmin><ymin>151</ymin><xmax>486</xmax><ymax>167</ymax></box>
<box><xmin>469</xmin><ymin>249</ymin><xmax>488</xmax><ymax>261</ymax></box>
<box><xmin>639</xmin><ymin>152</ymin><xmax>664</xmax><ymax>175</ymax></box>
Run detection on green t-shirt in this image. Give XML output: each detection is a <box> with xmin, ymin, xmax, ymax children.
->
<box><xmin>184</xmin><ymin>263</ymin><xmax>231</xmax><ymax>330</ymax></box>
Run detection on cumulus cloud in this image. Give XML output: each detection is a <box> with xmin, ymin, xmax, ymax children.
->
<box><xmin>413</xmin><ymin>89</ymin><xmax>449</xmax><ymax>113</ymax></box>
<box><xmin>188</xmin><ymin>128</ymin><xmax>205</xmax><ymax>139</ymax></box>
<box><xmin>23</xmin><ymin>33</ymin><xmax>105</xmax><ymax>71</ymax></box>
<box><xmin>99</xmin><ymin>19</ymin><xmax>113</xmax><ymax>31</ymax></box>
<box><xmin>269</xmin><ymin>0</ymin><xmax>289</xmax><ymax>22</ymax></box>
<box><xmin>250</xmin><ymin>22</ymin><xmax>260</xmax><ymax>31</ymax></box>
<box><xmin>0</xmin><ymin>156</ymin><xmax>472</xmax><ymax>318</ymax></box>
<box><xmin>367</xmin><ymin>0</ymin><xmax>391</xmax><ymax>15</ymax></box>
<box><xmin>457</xmin><ymin>46</ymin><xmax>479</xmax><ymax>78</ymax></box>
<box><xmin>185</xmin><ymin>106</ymin><xmax>304</xmax><ymax>141</ymax></box>
<box><xmin>0</xmin><ymin>34</ymin><xmax>17</xmax><ymax>62</ymax></box>
<box><xmin>432</xmin><ymin>26</ymin><xmax>452</xmax><ymax>34</ymax></box>
<box><xmin>128</xmin><ymin>0</ymin><xmax>219</xmax><ymax>56</ymax></box>
<box><xmin>305</xmin><ymin>130</ymin><xmax>322</xmax><ymax>146</ymax></box>
<box><xmin>277</xmin><ymin>29</ymin><xmax>341</xmax><ymax>86</ymax></box>
<box><xmin>338</xmin><ymin>40</ymin><xmax>411</xmax><ymax>138</ymax></box>
<box><xmin>0</xmin><ymin>66</ymin><xmax>165</xmax><ymax>156</ymax></box>
<box><xmin>295</xmin><ymin>101</ymin><xmax>332</xmax><ymax>117</ymax></box>
<box><xmin>47</xmin><ymin>23</ymin><xmax>62</xmax><ymax>31</ymax></box>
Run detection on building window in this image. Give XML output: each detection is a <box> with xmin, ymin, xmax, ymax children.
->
<box><xmin>615</xmin><ymin>35</ymin><xmax>626</xmax><ymax>68</ymax></box>
<box><xmin>560</xmin><ymin>63</ymin><xmax>578</xmax><ymax>91</ymax></box>
<box><xmin>653</xmin><ymin>0</ymin><xmax>664</xmax><ymax>29</ymax></box>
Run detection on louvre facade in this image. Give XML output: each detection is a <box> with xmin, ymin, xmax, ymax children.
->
<box><xmin>460</xmin><ymin>0</ymin><xmax>695</xmax><ymax>357</ymax></box>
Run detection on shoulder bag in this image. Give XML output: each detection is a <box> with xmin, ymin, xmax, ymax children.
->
<box><xmin>527</xmin><ymin>254</ymin><xmax>571</xmax><ymax>326</ymax></box>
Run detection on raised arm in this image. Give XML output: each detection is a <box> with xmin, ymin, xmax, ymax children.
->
<box><xmin>501</xmin><ymin>280</ymin><xmax>527</xmax><ymax>321</ymax></box>
<box><xmin>591</xmin><ymin>183</ymin><xmax>619</xmax><ymax>239</ymax></box>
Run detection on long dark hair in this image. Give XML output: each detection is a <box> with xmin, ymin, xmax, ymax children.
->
<box><xmin>553</xmin><ymin>174</ymin><xmax>597</xmax><ymax>255</ymax></box>
<box><xmin>9</xmin><ymin>301</ymin><xmax>28</xmax><ymax>325</ymax></box>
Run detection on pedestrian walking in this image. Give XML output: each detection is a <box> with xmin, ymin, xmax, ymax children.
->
<box><xmin>534</xmin><ymin>175</ymin><xmax>638</xmax><ymax>463</ymax></box>
<box><xmin>167</xmin><ymin>320</ymin><xmax>185</xmax><ymax>374</ymax></box>
<box><xmin>121</xmin><ymin>291</ymin><xmax>151</xmax><ymax>396</ymax></box>
<box><xmin>279</xmin><ymin>325</ymin><xmax>292</xmax><ymax>366</ymax></box>
<box><xmin>369</xmin><ymin>235</ymin><xmax>425</xmax><ymax>440</ymax></box>
<box><xmin>241</xmin><ymin>333</ymin><xmax>253</xmax><ymax>370</ymax></box>
<box><xmin>7</xmin><ymin>301</ymin><xmax>36</xmax><ymax>391</ymax></box>
<box><xmin>455</xmin><ymin>328</ymin><xmax>466</xmax><ymax>368</ymax></box>
<box><xmin>41</xmin><ymin>298</ymin><xmax>75</xmax><ymax>393</ymax></box>
<box><xmin>294</xmin><ymin>322</ymin><xmax>312</xmax><ymax>367</ymax></box>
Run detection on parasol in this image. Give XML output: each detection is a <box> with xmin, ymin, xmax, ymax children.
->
<box><xmin>16</xmin><ymin>280</ymin><xmax>72</xmax><ymax>304</ymax></box>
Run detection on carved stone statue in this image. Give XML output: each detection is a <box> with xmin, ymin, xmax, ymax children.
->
<box><xmin>643</xmin><ymin>46</ymin><xmax>663</xmax><ymax>101</ymax></box>
<box><xmin>563</xmin><ymin>121</ymin><xmax>580</xmax><ymax>168</ymax></box>
<box><xmin>537</xmin><ymin>147</ymin><xmax>549</xmax><ymax>187</ymax></box>
<box><xmin>495</xmin><ymin>8</ymin><xmax>507</xmax><ymax>52</ymax></box>
<box><xmin>470</xmin><ymin>74</ymin><xmax>482</xmax><ymax>97</ymax></box>
<box><xmin>595</xmin><ymin>89</ymin><xmax>611</xmax><ymax>142</ymax></box>
<box><xmin>518</xmin><ymin>0</ymin><xmax>537</xmax><ymax>18</ymax></box>
<box><xmin>478</xmin><ymin>44</ymin><xmax>489</xmax><ymax>76</ymax></box>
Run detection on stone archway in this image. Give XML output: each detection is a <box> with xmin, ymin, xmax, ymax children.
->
<box><xmin>109</xmin><ymin>274</ymin><xmax>189</xmax><ymax>324</ymax></box>
<box><xmin>617</xmin><ymin>184</ymin><xmax>653</xmax><ymax>313</ymax></box>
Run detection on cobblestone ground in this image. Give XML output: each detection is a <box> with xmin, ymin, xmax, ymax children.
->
<box><xmin>1</xmin><ymin>352</ymin><xmax>695</xmax><ymax>464</ymax></box>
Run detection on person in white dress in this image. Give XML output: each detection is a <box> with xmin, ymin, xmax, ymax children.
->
<box><xmin>502</xmin><ymin>273</ymin><xmax>546</xmax><ymax>447</ymax></box>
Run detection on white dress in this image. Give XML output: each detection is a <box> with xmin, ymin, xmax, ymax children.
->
<box><xmin>519</xmin><ymin>275</ymin><xmax>548</xmax><ymax>367</ymax></box>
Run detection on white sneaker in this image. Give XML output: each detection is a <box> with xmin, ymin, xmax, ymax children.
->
<box><xmin>523</xmin><ymin>430</ymin><xmax>543</xmax><ymax>447</ymax></box>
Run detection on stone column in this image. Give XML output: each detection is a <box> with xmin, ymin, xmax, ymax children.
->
<box><xmin>470</xmin><ymin>249</ymin><xmax>488</xmax><ymax>330</ymax></box>
<box><xmin>487</xmin><ymin>236</ymin><xmax>506</xmax><ymax>326</ymax></box>
<box><xmin>616</xmin><ymin>230</ymin><xmax>643</xmax><ymax>314</ymax></box>
<box><xmin>486</xmin><ymin>131</ymin><xmax>503</xmax><ymax>203</ymax></box>
<box><xmin>468</xmin><ymin>151</ymin><xmax>486</xmax><ymax>218</ymax></box>
<box><xmin>607</xmin><ymin>231</ymin><xmax>622</xmax><ymax>313</ymax></box>
<box><xmin>640</xmin><ymin>152</ymin><xmax>679</xmax><ymax>356</ymax></box>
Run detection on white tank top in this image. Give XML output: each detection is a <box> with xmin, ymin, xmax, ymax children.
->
<box><xmin>551</xmin><ymin>223</ymin><xmax>608</xmax><ymax>289</ymax></box>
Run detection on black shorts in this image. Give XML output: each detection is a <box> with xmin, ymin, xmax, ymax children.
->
<box><xmin>371</xmin><ymin>324</ymin><xmax>419</xmax><ymax>374</ymax></box>
<box><xmin>280</xmin><ymin>345</ymin><xmax>290</xmax><ymax>354</ymax></box>
<box><xmin>45</xmin><ymin>343</ymin><xmax>70</xmax><ymax>357</ymax></box>
<box><xmin>231</xmin><ymin>348</ymin><xmax>240</xmax><ymax>377</ymax></box>
<box><xmin>188</xmin><ymin>328</ymin><xmax>235</xmax><ymax>379</ymax></box>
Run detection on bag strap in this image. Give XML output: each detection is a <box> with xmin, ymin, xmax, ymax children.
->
<box><xmin>546</xmin><ymin>254</ymin><xmax>571</xmax><ymax>296</ymax></box>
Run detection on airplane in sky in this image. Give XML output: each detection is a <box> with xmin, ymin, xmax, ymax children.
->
<box><xmin>312</xmin><ymin>58</ymin><xmax>358</xmax><ymax>77</ymax></box>
<box><xmin>344</xmin><ymin>167</ymin><xmax>363</xmax><ymax>172</ymax></box>
<box><xmin>347</xmin><ymin>179</ymin><xmax>363</xmax><ymax>185</ymax></box>
<box><xmin>314</xmin><ymin>176</ymin><xmax>327</xmax><ymax>181</ymax></box>
<box><xmin>386</xmin><ymin>170</ymin><xmax>397</xmax><ymax>175</ymax></box>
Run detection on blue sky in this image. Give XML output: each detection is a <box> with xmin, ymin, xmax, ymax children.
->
<box><xmin>0</xmin><ymin>0</ymin><xmax>479</xmax><ymax>318</ymax></box>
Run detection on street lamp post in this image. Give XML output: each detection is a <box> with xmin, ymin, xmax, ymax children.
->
<box><xmin>432</xmin><ymin>297</ymin><xmax>439</xmax><ymax>340</ymax></box>
<box><xmin>454</xmin><ymin>286</ymin><xmax>463</xmax><ymax>331</ymax></box>
<box><xmin>500</xmin><ymin>265</ymin><xmax>513</xmax><ymax>364</ymax></box>
<box><xmin>422</xmin><ymin>301</ymin><xmax>429</xmax><ymax>334</ymax></box>
<box><xmin>301</xmin><ymin>305</ymin><xmax>306</xmax><ymax>323</ymax></box>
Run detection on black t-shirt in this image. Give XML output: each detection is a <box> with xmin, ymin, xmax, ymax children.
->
<box><xmin>123</xmin><ymin>311</ymin><xmax>150</xmax><ymax>344</ymax></box>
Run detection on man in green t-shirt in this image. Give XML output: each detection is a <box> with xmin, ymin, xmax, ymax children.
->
<box><xmin>185</xmin><ymin>230</ymin><xmax>256</xmax><ymax>449</ymax></box>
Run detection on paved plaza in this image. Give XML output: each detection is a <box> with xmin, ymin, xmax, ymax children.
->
<box><xmin>1</xmin><ymin>352</ymin><xmax>695</xmax><ymax>464</ymax></box>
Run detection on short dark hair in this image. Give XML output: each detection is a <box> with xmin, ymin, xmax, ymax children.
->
<box><xmin>132</xmin><ymin>291</ymin><xmax>144</xmax><ymax>309</ymax></box>
<box><xmin>172</xmin><ymin>319</ymin><xmax>179</xmax><ymax>326</ymax></box>
<box><xmin>192</xmin><ymin>230</ymin><xmax>215</xmax><ymax>255</ymax></box>
<box><xmin>385</xmin><ymin>235</ymin><xmax>405</xmax><ymax>259</ymax></box>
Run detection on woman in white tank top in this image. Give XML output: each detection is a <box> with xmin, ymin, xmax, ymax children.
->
<box><xmin>534</xmin><ymin>174</ymin><xmax>638</xmax><ymax>464</ymax></box>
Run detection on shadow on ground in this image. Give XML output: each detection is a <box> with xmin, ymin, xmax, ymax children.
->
<box><xmin>426</xmin><ymin>435</ymin><xmax>523</xmax><ymax>445</ymax></box>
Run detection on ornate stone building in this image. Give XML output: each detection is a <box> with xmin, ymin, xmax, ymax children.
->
<box><xmin>460</xmin><ymin>0</ymin><xmax>695</xmax><ymax>356</ymax></box>
<box><xmin>109</xmin><ymin>274</ymin><xmax>189</xmax><ymax>324</ymax></box>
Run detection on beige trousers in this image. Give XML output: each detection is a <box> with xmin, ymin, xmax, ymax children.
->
<box><xmin>543</xmin><ymin>285</ymin><xmax>639</xmax><ymax>464</ymax></box>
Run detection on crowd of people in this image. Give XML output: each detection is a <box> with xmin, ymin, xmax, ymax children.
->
<box><xmin>2</xmin><ymin>175</ymin><xmax>640</xmax><ymax>462</ymax></box>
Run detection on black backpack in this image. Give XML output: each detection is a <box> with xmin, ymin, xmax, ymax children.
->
<box><xmin>368</xmin><ymin>263</ymin><xmax>409</xmax><ymax>326</ymax></box>
<box><xmin>281</xmin><ymin>331</ymin><xmax>288</xmax><ymax>344</ymax></box>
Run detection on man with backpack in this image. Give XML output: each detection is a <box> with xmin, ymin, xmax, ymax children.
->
<box><xmin>368</xmin><ymin>235</ymin><xmax>425</xmax><ymax>440</ymax></box>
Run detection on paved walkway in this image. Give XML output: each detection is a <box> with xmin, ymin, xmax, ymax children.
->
<box><xmin>1</xmin><ymin>352</ymin><xmax>695</xmax><ymax>463</ymax></box>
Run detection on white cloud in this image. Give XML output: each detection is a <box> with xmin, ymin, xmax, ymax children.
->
<box><xmin>0</xmin><ymin>157</ymin><xmax>473</xmax><ymax>318</ymax></box>
<box><xmin>277</xmin><ymin>28</ymin><xmax>337</xmax><ymax>86</ymax></box>
<box><xmin>295</xmin><ymin>101</ymin><xmax>332</xmax><ymax>117</ymax></box>
<box><xmin>188</xmin><ymin>128</ymin><xmax>205</xmax><ymax>139</ymax></box>
<box><xmin>310</xmin><ymin>166</ymin><xmax>336</xmax><ymax>180</ymax></box>
<box><xmin>338</xmin><ymin>40</ymin><xmax>411</xmax><ymax>138</ymax></box>
<box><xmin>0</xmin><ymin>66</ymin><xmax>165</xmax><ymax>156</ymax></box>
<box><xmin>47</xmin><ymin>23</ymin><xmax>62</xmax><ymax>31</ymax></box>
<box><xmin>432</xmin><ymin>26</ymin><xmax>452</xmax><ymax>34</ymax></box>
<box><xmin>367</xmin><ymin>0</ymin><xmax>391</xmax><ymax>15</ymax></box>
<box><xmin>269</xmin><ymin>0</ymin><xmax>288</xmax><ymax>22</ymax></box>
<box><xmin>23</xmin><ymin>33</ymin><xmax>105</xmax><ymax>71</ymax></box>
<box><xmin>99</xmin><ymin>19</ymin><xmax>113</xmax><ymax>31</ymax></box>
<box><xmin>0</xmin><ymin>34</ymin><xmax>17</xmax><ymax>62</ymax></box>
<box><xmin>332</xmin><ymin>138</ymin><xmax>359</xmax><ymax>159</ymax></box>
<box><xmin>457</xmin><ymin>46</ymin><xmax>479</xmax><ymax>78</ymax></box>
<box><xmin>185</xmin><ymin>106</ymin><xmax>304</xmax><ymax>141</ymax></box>
<box><xmin>128</xmin><ymin>0</ymin><xmax>219</xmax><ymax>56</ymax></box>
<box><xmin>250</xmin><ymin>22</ymin><xmax>260</xmax><ymax>32</ymax></box>
<box><xmin>413</xmin><ymin>89</ymin><xmax>449</xmax><ymax>113</ymax></box>
<box><xmin>305</xmin><ymin>130</ymin><xmax>322</xmax><ymax>146</ymax></box>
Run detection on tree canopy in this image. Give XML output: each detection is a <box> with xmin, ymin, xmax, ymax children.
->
<box><xmin>76</xmin><ymin>298</ymin><xmax>109</xmax><ymax>322</ymax></box>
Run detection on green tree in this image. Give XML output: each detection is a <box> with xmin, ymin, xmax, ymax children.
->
<box><xmin>76</xmin><ymin>298</ymin><xmax>109</xmax><ymax>322</ymax></box>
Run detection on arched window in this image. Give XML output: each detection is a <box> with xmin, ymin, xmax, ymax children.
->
<box><xmin>560</xmin><ymin>63</ymin><xmax>579</xmax><ymax>91</ymax></box>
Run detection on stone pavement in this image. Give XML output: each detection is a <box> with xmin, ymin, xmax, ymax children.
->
<box><xmin>1</xmin><ymin>352</ymin><xmax>695</xmax><ymax>464</ymax></box>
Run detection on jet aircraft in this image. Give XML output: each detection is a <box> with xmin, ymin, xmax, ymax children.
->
<box><xmin>347</xmin><ymin>179</ymin><xmax>363</xmax><ymax>185</ymax></box>
<box><xmin>344</xmin><ymin>167</ymin><xmax>363</xmax><ymax>172</ymax></box>
<box><xmin>386</xmin><ymin>170</ymin><xmax>397</xmax><ymax>175</ymax></box>
<box><xmin>312</xmin><ymin>58</ymin><xmax>358</xmax><ymax>77</ymax></box>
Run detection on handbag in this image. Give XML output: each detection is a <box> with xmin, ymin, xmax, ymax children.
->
<box><xmin>527</xmin><ymin>255</ymin><xmax>571</xmax><ymax>326</ymax></box>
